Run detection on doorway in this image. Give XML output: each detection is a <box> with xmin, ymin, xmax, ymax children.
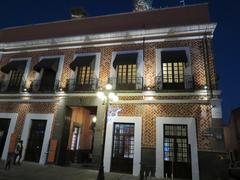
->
<box><xmin>0</xmin><ymin>118</ymin><xmax>11</xmax><ymax>157</ymax></box>
<box><xmin>163</xmin><ymin>124</ymin><xmax>192</xmax><ymax>179</ymax></box>
<box><xmin>111</xmin><ymin>123</ymin><xmax>135</xmax><ymax>174</ymax></box>
<box><xmin>25</xmin><ymin>120</ymin><xmax>47</xmax><ymax>162</ymax></box>
<box><xmin>65</xmin><ymin>106</ymin><xmax>97</xmax><ymax>164</ymax></box>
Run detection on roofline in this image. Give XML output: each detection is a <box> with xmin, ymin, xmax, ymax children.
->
<box><xmin>0</xmin><ymin>23</ymin><xmax>216</xmax><ymax>54</ymax></box>
<box><xmin>0</xmin><ymin>3</ymin><xmax>209</xmax><ymax>32</ymax></box>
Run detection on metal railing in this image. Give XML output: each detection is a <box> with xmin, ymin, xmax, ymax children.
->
<box><xmin>0</xmin><ymin>79</ymin><xmax>26</xmax><ymax>93</ymax></box>
<box><xmin>29</xmin><ymin>79</ymin><xmax>60</xmax><ymax>92</ymax></box>
<box><xmin>108</xmin><ymin>77</ymin><xmax>143</xmax><ymax>91</ymax></box>
<box><xmin>155</xmin><ymin>75</ymin><xmax>194</xmax><ymax>91</ymax></box>
<box><xmin>66</xmin><ymin>78</ymin><xmax>98</xmax><ymax>92</ymax></box>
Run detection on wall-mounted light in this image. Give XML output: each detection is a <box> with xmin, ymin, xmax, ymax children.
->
<box><xmin>92</xmin><ymin>116</ymin><xmax>97</xmax><ymax>123</ymax></box>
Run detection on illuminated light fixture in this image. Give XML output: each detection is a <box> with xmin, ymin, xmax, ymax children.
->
<box><xmin>112</xmin><ymin>95</ymin><xmax>119</xmax><ymax>102</ymax></box>
<box><xmin>144</xmin><ymin>96</ymin><xmax>154</xmax><ymax>101</ymax></box>
<box><xmin>147</xmin><ymin>87</ymin><xmax>151</xmax><ymax>90</ymax></box>
<box><xmin>23</xmin><ymin>88</ymin><xmax>27</xmax><ymax>92</ymax></box>
<box><xmin>105</xmin><ymin>83</ymin><xmax>112</xmax><ymax>90</ymax></box>
<box><xmin>92</xmin><ymin>116</ymin><xmax>97</xmax><ymax>123</ymax></box>
<box><xmin>96</xmin><ymin>83</ymin><xmax>118</xmax><ymax>179</ymax></box>
<box><xmin>204</xmin><ymin>85</ymin><xmax>208</xmax><ymax>90</ymax></box>
<box><xmin>97</xmin><ymin>91</ymin><xmax>105</xmax><ymax>99</ymax></box>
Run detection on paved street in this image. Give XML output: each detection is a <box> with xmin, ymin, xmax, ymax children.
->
<box><xmin>0</xmin><ymin>161</ymin><xmax>160</xmax><ymax>180</ymax></box>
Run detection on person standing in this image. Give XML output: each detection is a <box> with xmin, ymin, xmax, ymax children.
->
<box><xmin>14</xmin><ymin>140</ymin><xmax>23</xmax><ymax>165</ymax></box>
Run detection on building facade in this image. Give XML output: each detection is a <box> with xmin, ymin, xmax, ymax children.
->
<box><xmin>225</xmin><ymin>108</ymin><xmax>240</xmax><ymax>161</ymax></box>
<box><xmin>0</xmin><ymin>3</ymin><xmax>225</xmax><ymax>180</ymax></box>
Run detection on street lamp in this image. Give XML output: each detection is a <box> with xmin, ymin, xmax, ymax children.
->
<box><xmin>96</xmin><ymin>83</ymin><xmax>118</xmax><ymax>180</ymax></box>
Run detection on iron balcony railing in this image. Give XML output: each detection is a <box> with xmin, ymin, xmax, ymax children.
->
<box><xmin>155</xmin><ymin>75</ymin><xmax>194</xmax><ymax>91</ymax></box>
<box><xmin>29</xmin><ymin>79</ymin><xmax>60</xmax><ymax>92</ymax></box>
<box><xmin>108</xmin><ymin>77</ymin><xmax>143</xmax><ymax>91</ymax></box>
<box><xmin>0</xmin><ymin>79</ymin><xmax>27</xmax><ymax>93</ymax></box>
<box><xmin>66</xmin><ymin>78</ymin><xmax>98</xmax><ymax>92</ymax></box>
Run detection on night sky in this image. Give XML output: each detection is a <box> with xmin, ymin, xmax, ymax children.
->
<box><xmin>0</xmin><ymin>0</ymin><xmax>239</xmax><ymax>124</ymax></box>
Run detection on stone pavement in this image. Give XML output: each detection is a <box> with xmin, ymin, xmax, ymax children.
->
<box><xmin>0</xmin><ymin>161</ymin><xmax>162</xmax><ymax>180</ymax></box>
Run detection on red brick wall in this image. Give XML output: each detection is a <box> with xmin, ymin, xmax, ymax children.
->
<box><xmin>0</xmin><ymin>102</ymin><xmax>58</xmax><ymax>138</ymax></box>
<box><xmin>0</xmin><ymin>39</ymin><xmax>217</xmax><ymax>90</ymax></box>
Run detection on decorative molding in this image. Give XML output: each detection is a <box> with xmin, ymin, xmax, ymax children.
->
<box><xmin>104</xmin><ymin>116</ymin><xmax>142</xmax><ymax>176</ymax></box>
<box><xmin>0</xmin><ymin>23</ymin><xmax>216</xmax><ymax>53</ymax></box>
<box><xmin>0</xmin><ymin>113</ymin><xmax>18</xmax><ymax>160</ymax></box>
<box><xmin>155</xmin><ymin>117</ymin><xmax>199</xmax><ymax>180</ymax></box>
<box><xmin>21</xmin><ymin>113</ymin><xmax>54</xmax><ymax>165</ymax></box>
<box><xmin>0</xmin><ymin>90</ymin><xmax>222</xmax><ymax>97</ymax></box>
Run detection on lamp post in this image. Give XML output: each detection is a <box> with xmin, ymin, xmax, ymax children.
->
<box><xmin>96</xmin><ymin>84</ymin><xmax>118</xmax><ymax>180</ymax></box>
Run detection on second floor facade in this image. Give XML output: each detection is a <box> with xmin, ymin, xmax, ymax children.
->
<box><xmin>0</xmin><ymin>4</ymin><xmax>218</xmax><ymax>95</ymax></box>
<box><xmin>0</xmin><ymin>39</ymin><xmax>217</xmax><ymax>94</ymax></box>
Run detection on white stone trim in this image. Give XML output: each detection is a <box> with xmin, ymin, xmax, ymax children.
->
<box><xmin>110</xmin><ymin>50</ymin><xmax>144</xmax><ymax>89</ymax></box>
<box><xmin>0</xmin><ymin>113</ymin><xmax>18</xmax><ymax>160</ymax></box>
<box><xmin>0</xmin><ymin>90</ymin><xmax>222</xmax><ymax>97</ymax></box>
<box><xmin>155</xmin><ymin>117</ymin><xmax>199</xmax><ymax>180</ymax></box>
<box><xmin>73</xmin><ymin>52</ymin><xmax>101</xmax><ymax>79</ymax></box>
<box><xmin>1</xmin><ymin>57</ymin><xmax>31</xmax><ymax>91</ymax></box>
<box><xmin>155</xmin><ymin>47</ymin><xmax>192</xmax><ymax>90</ymax></box>
<box><xmin>8</xmin><ymin>57</ymin><xmax>32</xmax><ymax>84</ymax></box>
<box><xmin>0</xmin><ymin>99</ymin><xmax>59</xmax><ymax>103</ymax></box>
<box><xmin>155</xmin><ymin>47</ymin><xmax>191</xmax><ymax>76</ymax></box>
<box><xmin>21</xmin><ymin>113</ymin><xmax>54</xmax><ymax>164</ymax></box>
<box><xmin>0</xmin><ymin>24</ymin><xmax>216</xmax><ymax>52</ymax></box>
<box><xmin>104</xmin><ymin>116</ymin><xmax>142</xmax><ymax>176</ymax></box>
<box><xmin>35</xmin><ymin>55</ymin><xmax>64</xmax><ymax>87</ymax></box>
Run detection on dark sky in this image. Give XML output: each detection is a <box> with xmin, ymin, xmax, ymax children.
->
<box><xmin>0</xmin><ymin>0</ymin><xmax>239</xmax><ymax>124</ymax></box>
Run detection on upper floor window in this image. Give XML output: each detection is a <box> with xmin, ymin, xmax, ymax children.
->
<box><xmin>155</xmin><ymin>49</ymin><xmax>193</xmax><ymax>91</ymax></box>
<box><xmin>68</xmin><ymin>55</ymin><xmax>97</xmax><ymax>91</ymax></box>
<box><xmin>32</xmin><ymin>57</ymin><xmax>60</xmax><ymax>92</ymax></box>
<box><xmin>113</xmin><ymin>53</ymin><xmax>138</xmax><ymax>90</ymax></box>
<box><xmin>110</xmin><ymin>52</ymin><xmax>143</xmax><ymax>90</ymax></box>
<box><xmin>161</xmin><ymin>51</ymin><xmax>187</xmax><ymax>89</ymax></box>
<box><xmin>0</xmin><ymin>60</ymin><xmax>27</xmax><ymax>92</ymax></box>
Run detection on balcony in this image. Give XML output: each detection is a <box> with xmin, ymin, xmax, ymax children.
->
<box><xmin>0</xmin><ymin>79</ymin><xmax>26</xmax><ymax>93</ymax></box>
<box><xmin>155</xmin><ymin>75</ymin><xmax>194</xmax><ymax>91</ymax></box>
<box><xmin>29</xmin><ymin>79</ymin><xmax>60</xmax><ymax>93</ymax></box>
<box><xmin>108</xmin><ymin>77</ymin><xmax>143</xmax><ymax>91</ymax></box>
<box><xmin>66</xmin><ymin>78</ymin><xmax>98</xmax><ymax>92</ymax></box>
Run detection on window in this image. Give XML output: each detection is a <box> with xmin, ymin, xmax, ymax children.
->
<box><xmin>162</xmin><ymin>62</ymin><xmax>184</xmax><ymax>84</ymax></box>
<box><xmin>160</xmin><ymin>50</ymin><xmax>188</xmax><ymax>90</ymax></box>
<box><xmin>8</xmin><ymin>70</ymin><xmax>24</xmax><ymax>91</ymax></box>
<box><xmin>0</xmin><ymin>60</ymin><xmax>27</xmax><ymax>92</ymax></box>
<box><xmin>117</xmin><ymin>64</ymin><xmax>136</xmax><ymax>86</ymax></box>
<box><xmin>112</xmin><ymin>123</ymin><xmax>134</xmax><ymax>159</ymax></box>
<box><xmin>69</xmin><ymin>55</ymin><xmax>97</xmax><ymax>91</ymax></box>
<box><xmin>164</xmin><ymin>124</ymin><xmax>189</xmax><ymax>163</ymax></box>
<box><xmin>112</xmin><ymin>53</ymin><xmax>138</xmax><ymax>90</ymax></box>
<box><xmin>33</xmin><ymin>58</ymin><xmax>60</xmax><ymax>91</ymax></box>
<box><xmin>76</xmin><ymin>65</ymin><xmax>93</xmax><ymax>86</ymax></box>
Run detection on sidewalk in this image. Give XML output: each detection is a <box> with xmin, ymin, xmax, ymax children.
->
<box><xmin>0</xmin><ymin>161</ymin><xmax>161</xmax><ymax>180</ymax></box>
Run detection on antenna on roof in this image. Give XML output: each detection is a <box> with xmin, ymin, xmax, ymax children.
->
<box><xmin>180</xmin><ymin>0</ymin><xmax>186</xmax><ymax>6</ymax></box>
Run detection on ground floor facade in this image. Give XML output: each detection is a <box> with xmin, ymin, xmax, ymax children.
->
<box><xmin>0</xmin><ymin>92</ymin><xmax>225</xmax><ymax>180</ymax></box>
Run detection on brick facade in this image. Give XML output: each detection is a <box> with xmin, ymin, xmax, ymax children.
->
<box><xmin>0</xmin><ymin>39</ymin><xmax>216</xmax><ymax>90</ymax></box>
<box><xmin>0</xmin><ymin>4</ymin><xmax>224</xmax><ymax>179</ymax></box>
